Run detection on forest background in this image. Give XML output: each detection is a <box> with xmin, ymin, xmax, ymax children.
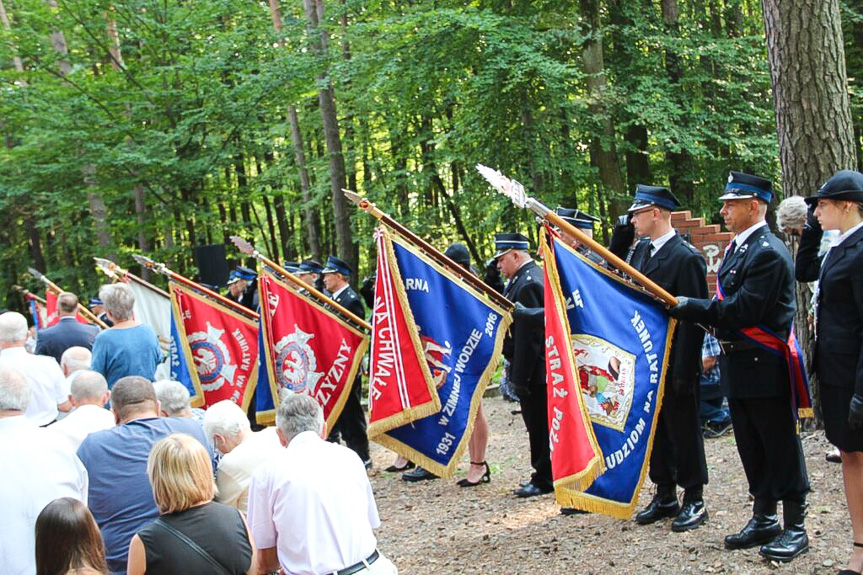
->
<box><xmin>1</xmin><ymin>0</ymin><xmax>861</xmax><ymax>304</ymax></box>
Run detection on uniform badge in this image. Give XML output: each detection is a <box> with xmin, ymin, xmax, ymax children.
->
<box><xmin>274</xmin><ymin>325</ymin><xmax>324</xmax><ymax>392</ymax></box>
<box><xmin>728</xmin><ymin>173</ymin><xmax>734</xmax><ymax>183</ymax></box>
<box><xmin>188</xmin><ymin>322</ymin><xmax>237</xmax><ymax>392</ymax></box>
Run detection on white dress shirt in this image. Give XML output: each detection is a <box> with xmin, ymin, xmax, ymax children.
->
<box><xmin>215</xmin><ymin>427</ymin><xmax>283</xmax><ymax>513</ymax></box>
<box><xmin>0</xmin><ymin>415</ymin><xmax>88</xmax><ymax>575</ymax></box>
<box><xmin>0</xmin><ymin>346</ymin><xmax>67</xmax><ymax>425</ymax></box>
<box><xmin>731</xmin><ymin>220</ymin><xmax>768</xmax><ymax>249</ymax></box>
<box><xmin>649</xmin><ymin>229</ymin><xmax>677</xmax><ymax>256</ymax></box>
<box><xmin>49</xmin><ymin>404</ymin><xmax>115</xmax><ymax>452</ymax></box>
<box><xmin>248</xmin><ymin>431</ymin><xmax>381</xmax><ymax>575</ymax></box>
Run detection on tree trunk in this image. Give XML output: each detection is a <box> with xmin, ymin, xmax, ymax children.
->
<box><xmin>288</xmin><ymin>106</ymin><xmax>323</xmax><ymax>261</ymax></box>
<box><xmin>579</xmin><ymin>0</ymin><xmax>627</xmax><ymax>219</ymax></box>
<box><xmin>660</xmin><ymin>0</ymin><xmax>696</xmax><ymax>202</ymax></box>
<box><xmin>0</xmin><ymin>0</ymin><xmax>24</xmax><ymax>73</ymax></box>
<box><xmin>303</xmin><ymin>0</ymin><xmax>355</xmax><ymax>275</ymax></box>
<box><xmin>762</xmin><ymin>0</ymin><xmax>858</xmax><ymax>427</ymax></box>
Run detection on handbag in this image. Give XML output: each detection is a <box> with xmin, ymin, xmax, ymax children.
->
<box><xmin>153</xmin><ymin>518</ymin><xmax>233</xmax><ymax>575</ymax></box>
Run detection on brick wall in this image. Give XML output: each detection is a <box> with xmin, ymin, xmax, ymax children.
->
<box><xmin>671</xmin><ymin>211</ymin><xmax>734</xmax><ymax>297</ymax></box>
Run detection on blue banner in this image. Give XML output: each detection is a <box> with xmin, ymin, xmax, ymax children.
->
<box><xmin>551</xmin><ymin>236</ymin><xmax>675</xmax><ymax>517</ymax></box>
<box><xmin>169</xmin><ymin>312</ymin><xmax>195</xmax><ymax>398</ymax></box>
<box><xmin>378</xmin><ymin>233</ymin><xmax>511</xmax><ymax>478</ymax></box>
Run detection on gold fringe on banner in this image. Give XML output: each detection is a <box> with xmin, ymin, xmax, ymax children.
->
<box><xmin>372</xmin><ymin>226</ymin><xmax>512</xmax><ymax>479</ymax></box>
<box><xmin>546</xmin><ymin>234</ymin><xmax>678</xmax><ymax>519</ymax></box>
<box><xmin>256</xmin><ymin>268</ymin><xmax>369</xmax><ymax>433</ymax></box>
<box><xmin>540</xmin><ymin>228</ymin><xmax>605</xmax><ymax>495</ymax></box>
<box><xmin>169</xmin><ymin>282</ymin><xmax>259</xmax><ymax>412</ymax></box>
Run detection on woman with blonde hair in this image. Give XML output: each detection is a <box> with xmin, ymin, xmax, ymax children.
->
<box><xmin>127</xmin><ymin>433</ymin><xmax>256</xmax><ymax>575</ymax></box>
<box><xmin>35</xmin><ymin>497</ymin><xmax>108</xmax><ymax>575</ymax></box>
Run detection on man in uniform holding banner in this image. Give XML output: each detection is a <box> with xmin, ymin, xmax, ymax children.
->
<box><xmin>616</xmin><ymin>185</ymin><xmax>709</xmax><ymax>532</ymax></box>
<box><xmin>496</xmin><ymin>233</ymin><xmax>552</xmax><ymax>497</ymax></box>
<box><xmin>671</xmin><ymin>172</ymin><xmax>811</xmax><ymax>562</ymax></box>
<box><xmin>322</xmin><ymin>256</ymin><xmax>371</xmax><ymax>468</ymax></box>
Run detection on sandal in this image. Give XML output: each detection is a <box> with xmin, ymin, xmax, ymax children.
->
<box><xmin>457</xmin><ymin>461</ymin><xmax>491</xmax><ymax>487</ymax></box>
<box><xmin>837</xmin><ymin>542</ymin><xmax>863</xmax><ymax>574</ymax></box>
<box><xmin>384</xmin><ymin>461</ymin><xmax>415</xmax><ymax>473</ymax></box>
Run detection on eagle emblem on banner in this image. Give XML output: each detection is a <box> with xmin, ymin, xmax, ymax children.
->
<box><xmin>188</xmin><ymin>322</ymin><xmax>237</xmax><ymax>391</ymax></box>
<box><xmin>274</xmin><ymin>325</ymin><xmax>324</xmax><ymax>392</ymax></box>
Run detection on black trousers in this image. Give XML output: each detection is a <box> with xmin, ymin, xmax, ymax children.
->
<box><xmin>333</xmin><ymin>375</ymin><xmax>370</xmax><ymax>462</ymax></box>
<box><xmin>648</xmin><ymin>381</ymin><xmax>708</xmax><ymax>491</ymax></box>
<box><xmin>727</xmin><ymin>396</ymin><xmax>809</xmax><ymax>503</ymax></box>
<box><xmin>520</xmin><ymin>386</ymin><xmax>552</xmax><ymax>489</ymax></box>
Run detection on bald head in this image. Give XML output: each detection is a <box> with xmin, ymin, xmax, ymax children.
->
<box><xmin>111</xmin><ymin>376</ymin><xmax>159</xmax><ymax>422</ymax></box>
<box><xmin>60</xmin><ymin>346</ymin><xmax>92</xmax><ymax>376</ymax></box>
<box><xmin>70</xmin><ymin>370</ymin><xmax>109</xmax><ymax>407</ymax></box>
<box><xmin>0</xmin><ymin>363</ymin><xmax>30</xmax><ymax>414</ymax></box>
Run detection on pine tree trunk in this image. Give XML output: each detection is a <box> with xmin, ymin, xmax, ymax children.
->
<box><xmin>579</xmin><ymin>0</ymin><xmax>627</xmax><ymax>219</ymax></box>
<box><xmin>303</xmin><ymin>0</ymin><xmax>354</xmax><ymax>275</ymax></box>
<box><xmin>288</xmin><ymin>106</ymin><xmax>323</xmax><ymax>261</ymax></box>
<box><xmin>762</xmin><ymin>0</ymin><xmax>857</xmax><ymax>426</ymax></box>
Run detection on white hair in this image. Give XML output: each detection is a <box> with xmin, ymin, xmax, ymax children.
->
<box><xmin>60</xmin><ymin>346</ymin><xmax>92</xmax><ymax>373</ymax></box>
<box><xmin>203</xmin><ymin>400</ymin><xmax>251</xmax><ymax>443</ymax></box>
<box><xmin>275</xmin><ymin>391</ymin><xmax>324</xmax><ymax>442</ymax></box>
<box><xmin>152</xmin><ymin>380</ymin><xmax>191</xmax><ymax>416</ymax></box>
<box><xmin>99</xmin><ymin>283</ymin><xmax>136</xmax><ymax>322</ymax></box>
<box><xmin>777</xmin><ymin>196</ymin><xmax>808</xmax><ymax>233</ymax></box>
<box><xmin>0</xmin><ymin>363</ymin><xmax>30</xmax><ymax>411</ymax></box>
<box><xmin>0</xmin><ymin>312</ymin><xmax>28</xmax><ymax>344</ymax></box>
<box><xmin>70</xmin><ymin>370</ymin><xmax>108</xmax><ymax>403</ymax></box>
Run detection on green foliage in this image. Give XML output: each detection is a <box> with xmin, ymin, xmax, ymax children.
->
<box><xmin>0</xmin><ymin>0</ymin><xmax>857</xmax><ymax>312</ymax></box>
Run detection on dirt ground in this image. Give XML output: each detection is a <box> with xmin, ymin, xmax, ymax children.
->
<box><xmin>368</xmin><ymin>396</ymin><xmax>851</xmax><ymax>574</ymax></box>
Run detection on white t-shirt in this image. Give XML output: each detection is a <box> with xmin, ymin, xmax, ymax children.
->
<box><xmin>248</xmin><ymin>431</ymin><xmax>380</xmax><ymax>575</ymax></box>
<box><xmin>215</xmin><ymin>427</ymin><xmax>283</xmax><ymax>513</ymax></box>
<box><xmin>0</xmin><ymin>347</ymin><xmax>67</xmax><ymax>425</ymax></box>
<box><xmin>0</xmin><ymin>416</ymin><xmax>89</xmax><ymax>575</ymax></box>
<box><xmin>49</xmin><ymin>404</ymin><xmax>115</xmax><ymax>452</ymax></box>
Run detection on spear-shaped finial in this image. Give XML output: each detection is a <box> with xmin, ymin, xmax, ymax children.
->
<box><xmin>27</xmin><ymin>267</ymin><xmax>47</xmax><ymax>283</ymax></box>
<box><xmin>230</xmin><ymin>235</ymin><xmax>258</xmax><ymax>257</ymax></box>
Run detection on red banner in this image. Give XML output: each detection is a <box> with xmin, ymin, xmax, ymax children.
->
<box><xmin>542</xmin><ymin>232</ymin><xmax>604</xmax><ymax>498</ymax></box>
<box><xmin>257</xmin><ymin>270</ymin><xmax>369</xmax><ymax>429</ymax></box>
<box><xmin>367</xmin><ymin>229</ymin><xmax>441</xmax><ymax>437</ymax></box>
<box><xmin>44</xmin><ymin>291</ymin><xmax>89</xmax><ymax>326</ymax></box>
<box><xmin>170</xmin><ymin>283</ymin><xmax>259</xmax><ymax>409</ymax></box>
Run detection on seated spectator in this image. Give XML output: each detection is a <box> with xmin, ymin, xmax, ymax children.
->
<box><xmin>35</xmin><ymin>292</ymin><xmax>100</xmax><ymax>364</ymax></box>
<box><xmin>248</xmin><ymin>392</ymin><xmax>397</xmax><ymax>575</ymax></box>
<box><xmin>57</xmin><ymin>347</ymin><xmax>94</xmax><ymax>421</ymax></box>
<box><xmin>700</xmin><ymin>333</ymin><xmax>731</xmax><ymax>437</ymax></box>
<box><xmin>76</xmin><ymin>376</ymin><xmax>214</xmax><ymax>573</ymax></box>
<box><xmin>153</xmin><ymin>379</ymin><xmax>205</xmax><ymax>421</ymax></box>
<box><xmin>127</xmin><ymin>434</ymin><xmax>256</xmax><ymax>575</ymax></box>
<box><xmin>35</xmin><ymin>497</ymin><xmax>108</xmax><ymax>575</ymax></box>
<box><xmin>0</xmin><ymin>311</ymin><xmax>70</xmax><ymax>425</ymax></box>
<box><xmin>90</xmin><ymin>284</ymin><xmax>162</xmax><ymax>389</ymax></box>
<box><xmin>203</xmin><ymin>400</ymin><xmax>283</xmax><ymax>513</ymax></box>
<box><xmin>0</xmin><ymin>365</ymin><xmax>88</xmax><ymax>575</ymax></box>
<box><xmin>50</xmin><ymin>371</ymin><xmax>114</xmax><ymax>452</ymax></box>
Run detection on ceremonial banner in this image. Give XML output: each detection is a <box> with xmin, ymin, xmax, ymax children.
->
<box><xmin>546</xmin><ymin>233</ymin><xmax>676</xmax><ymax>518</ymax></box>
<box><xmin>541</xmin><ymin>231</ymin><xmax>605</xmax><ymax>496</ymax></box>
<box><xmin>169</xmin><ymin>283</ymin><xmax>258</xmax><ymax>409</ymax></box>
<box><xmin>371</xmin><ymin>227</ymin><xmax>511</xmax><ymax>478</ymax></box>
<box><xmin>25</xmin><ymin>293</ymin><xmax>47</xmax><ymax>329</ymax></box>
<box><xmin>45</xmin><ymin>290</ymin><xmax>59</xmax><ymax>326</ymax></box>
<box><xmin>367</xmin><ymin>229</ymin><xmax>441</xmax><ymax>434</ymax></box>
<box><xmin>256</xmin><ymin>269</ymin><xmax>369</xmax><ymax>429</ymax></box>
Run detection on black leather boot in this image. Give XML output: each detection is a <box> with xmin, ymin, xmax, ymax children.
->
<box><xmin>759</xmin><ymin>501</ymin><xmax>809</xmax><ymax>562</ymax></box>
<box><xmin>724</xmin><ymin>499</ymin><xmax>781</xmax><ymax>550</ymax></box>
<box><xmin>635</xmin><ymin>485</ymin><xmax>679</xmax><ymax>525</ymax></box>
<box><xmin>672</xmin><ymin>489</ymin><xmax>708</xmax><ymax>532</ymax></box>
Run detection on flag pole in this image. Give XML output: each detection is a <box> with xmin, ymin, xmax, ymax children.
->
<box><xmin>132</xmin><ymin>255</ymin><xmax>259</xmax><ymax>321</ymax></box>
<box><xmin>94</xmin><ymin>257</ymin><xmax>170</xmax><ymax>298</ymax></box>
<box><xmin>27</xmin><ymin>268</ymin><xmax>110</xmax><ymax>328</ymax></box>
<box><xmin>343</xmin><ymin>189</ymin><xmax>513</xmax><ymax>311</ymax></box>
<box><xmin>475</xmin><ymin>165</ymin><xmax>678</xmax><ymax>307</ymax></box>
<box><xmin>228</xmin><ymin>236</ymin><xmax>371</xmax><ymax>333</ymax></box>
<box><xmin>13</xmin><ymin>285</ymin><xmax>47</xmax><ymax>305</ymax></box>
